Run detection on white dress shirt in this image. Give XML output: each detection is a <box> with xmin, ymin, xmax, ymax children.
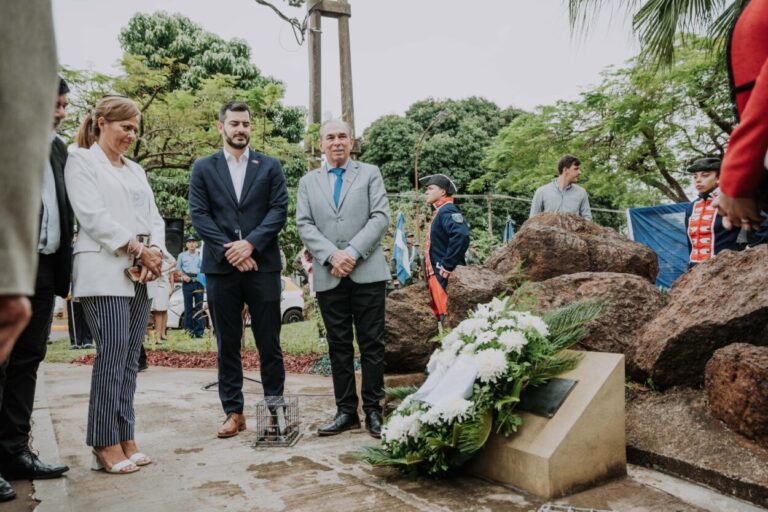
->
<box><xmin>38</xmin><ymin>131</ymin><xmax>61</xmax><ymax>254</ymax></box>
<box><xmin>224</xmin><ymin>147</ymin><xmax>250</xmax><ymax>201</ymax></box>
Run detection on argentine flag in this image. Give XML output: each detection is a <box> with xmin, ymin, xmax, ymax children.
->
<box><xmin>393</xmin><ymin>212</ymin><xmax>412</xmax><ymax>284</ymax></box>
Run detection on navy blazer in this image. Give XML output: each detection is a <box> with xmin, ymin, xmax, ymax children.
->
<box><xmin>47</xmin><ymin>137</ymin><xmax>74</xmax><ymax>298</ymax></box>
<box><xmin>189</xmin><ymin>149</ymin><xmax>288</xmax><ymax>274</ymax></box>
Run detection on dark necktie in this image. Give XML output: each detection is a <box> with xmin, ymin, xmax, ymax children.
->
<box><xmin>330</xmin><ymin>167</ymin><xmax>345</xmax><ymax>207</ymax></box>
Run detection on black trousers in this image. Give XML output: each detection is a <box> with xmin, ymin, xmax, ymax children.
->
<box><xmin>67</xmin><ymin>299</ymin><xmax>92</xmax><ymax>346</ymax></box>
<box><xmin>0</xmin><ymin>254</ymin><xmax>56</xmax><ymax>457</ymax></box>
<box><xmin>206</xmin><ymin>271</ymin><xmax>284</xmax><ymax>414</ymax></box>
<box><xmin>316</xmin><ymin>278</ymin><xmax>386</xmax><ymax>416</ymax></box>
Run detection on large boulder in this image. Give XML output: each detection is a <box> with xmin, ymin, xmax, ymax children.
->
<box><xmin>444</xmin><ymin>265</ymin><xmax>511</xmax><ymax>328</ymax></box>
<box><xmin>705</xmin><ymin>343</ymin><xmax>768</xmax><ymax>448</ymax></box>
<box><xmin>384</xmin><ymin>284</ymin><xmax>439</xmax><ymax>373</ymax></box>
<box><xmin>627</xmin><ymin>245</ymin><xmax>768</xmax><ymax>388</ymax></box>
<box><xmin>486</xmin><ymin>213</ymin><xmax>658</xmax><ymax>283</ymax></box>
<box><xmin>521</xmin><ymin>272</ymin><xmax>664</xmax><ymax>353</ymax></box>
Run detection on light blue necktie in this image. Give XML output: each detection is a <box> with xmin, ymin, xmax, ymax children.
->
<box><xmin>330</xmin><ymin>167</ymin><xmax>345</xmax><ymax>207</ymax></box>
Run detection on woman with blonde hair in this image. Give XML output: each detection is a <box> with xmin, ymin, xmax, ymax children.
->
<box><xmin>65</xmin><ymin>95</ymin><xmax>167</xmax><ymax>474</ymax></box>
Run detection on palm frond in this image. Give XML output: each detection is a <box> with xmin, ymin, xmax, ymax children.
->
<box><xmin>457</xmin><ymin>407</ymin><xmax>493</xmax><ymax>455</ymax></box>
<box><xmin>634</xmin><ymin>0</ymin><xmax>725</xmax><ymax>67</ymax></box>
<box><xmin>568</xmin><ymin>0</ymin><xmax>642</xmax><ymax>33</ymax></box>
<box><xmin>570</xmin><ymin>0</ymin><xmax>736</xmax><ymax>68</ymax></box>
<box><xmin>385</xmin><ymin>386</ymin><xmax>419</xmax><ymax>401</ymax></box>
<box><xmin>542</xmin><ymin>299</ymin><xmax>607</xmax><ymax>340</ymax></box>
<box><xmin>528</xmin><ymin>352</ymin><xmax>583</xmax><ymax>385</ymax></box>
<box><xmin>707</xmin><ymin>1</ymin><xmax>746</xmax><ymax>57</ymax></box>
<box><xmin>548</xmin><ymin>325</ymin><xmax>589</xmax><ymax>352</ymax></box>
<box><xmin>360</xmin><ymin>445</ymin><xmax>423</xmax><ymax>467</ymax></box>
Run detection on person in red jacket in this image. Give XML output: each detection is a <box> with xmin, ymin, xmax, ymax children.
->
<box><xmin>715</xmin><ymin>0</ymin><xmax>768</xmax><ymax>230</ymax></box>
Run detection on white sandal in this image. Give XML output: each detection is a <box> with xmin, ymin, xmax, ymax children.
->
<box><xmin>91</xmin><ymin>451</ymin><xmax>140</xmax><ymax>474</ymax></box>
<box><xmin>129</xmin><ymin>452</ymin><xmax>152</xmax><ymax>466</ymax></box>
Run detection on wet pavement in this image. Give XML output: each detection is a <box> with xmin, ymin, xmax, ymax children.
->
<box><xmin>19</xmin><ymin>363</ymin><xmax>765</xmax><ymax>512</ymax></box>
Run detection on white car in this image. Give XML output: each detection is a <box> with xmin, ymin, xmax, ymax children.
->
<box><xmin>167</xmin><ymin>276</ymin><xmax>305</xmax><ymax>329</ymax></box>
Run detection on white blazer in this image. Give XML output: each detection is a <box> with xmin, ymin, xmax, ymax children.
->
<box><xmin>64</xmin><ymin>144</ymin><xmax>166</xmax><ymax>298</ymax></box>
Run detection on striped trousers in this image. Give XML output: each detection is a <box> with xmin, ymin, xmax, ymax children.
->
<box><xmin>80</xmin><ymin>284</ymin><xmax>150</xmax><ymax>447</ymax></box>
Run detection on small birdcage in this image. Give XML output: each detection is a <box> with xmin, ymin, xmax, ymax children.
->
<box><xmin>252</xmin><ymin>395</ymin><xmax>300</xmax><ymax>447</ymax></box>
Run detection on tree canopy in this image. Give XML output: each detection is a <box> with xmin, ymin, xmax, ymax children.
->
<box><xmin>361</xmin><ymin>97</ymin><xmax>522</xmax><ymax>194</ymax></box>
<box><xmin>481</xmin><ymin>36</ymin><xmax>733</xmax><ymax>211</ymax></box>
<box><xmin>62</xmin><ymin>12</ymin><xmax>308</xmax><ymax>256</ymax></box>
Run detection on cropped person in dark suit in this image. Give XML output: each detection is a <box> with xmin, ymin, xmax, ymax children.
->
<box><xmin>189</xmin><ymin>101</ymin><xmax>288</xmax><ymax>438</ymax></box>
<box><xmin>0</xmin><ymin>77</ymin><xmax>73</xmax><ymax>484</ymax></box>
<box><xmin>296</xmin><ymin>119</ymin><xmax>391</xmax><ymax>438</ymax></box>
<box><xmin>0</xmin><ymin>0</ymin><xmax>59</xmax><ymax>501</ymax></box>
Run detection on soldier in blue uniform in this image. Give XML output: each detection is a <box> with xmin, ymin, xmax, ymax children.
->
<box><xmin>419</xmin><ymin>174</ymin><xmax>470</xmax><ymax>321</ymax></box>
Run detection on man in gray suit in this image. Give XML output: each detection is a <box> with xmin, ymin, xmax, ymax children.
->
<box><xmin>0</xmin><ymin>0</ymin><xmax>59</xmax><ymax>502</ymax></box>
<box><xmin>296</xmin><ymin>119</ymin><xmax>390</xmax><ymax>438</ymax></box>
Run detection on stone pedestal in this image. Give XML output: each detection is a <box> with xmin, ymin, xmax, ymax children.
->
<box><xmin>469</xmin><ymin>351</ymin><xmax>626</xmax><ymax>498</ymax></box>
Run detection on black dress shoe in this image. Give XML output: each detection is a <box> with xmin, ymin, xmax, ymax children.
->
<box><xmin>365</xmin><ymin>410</ymin><xmax>383</xmax><ymax>439</ymax></box>
<box><xmin>317</xmin><ymin>412</ymin><xmax>361</xmax><ymax>436</ymax></box>
<box><xmin>1</xmin><ymin>450</ymin><xmax>69</xmax><ymax>480</ymax></box>
<box><xmin>0</xmin><ymin>475</ymin><xmax>15</xmax><ymax>502</ymax></box>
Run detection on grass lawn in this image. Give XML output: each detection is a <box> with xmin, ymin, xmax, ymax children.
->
<box><xmin>45</xmin><ymin>319</ymin><xmax>325</xmax><ymax>364</ymax></box>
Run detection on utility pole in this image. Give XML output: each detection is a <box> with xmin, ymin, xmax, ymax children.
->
<box><xmin>306</xmin><ymin>0</ymin><xmax>358</xmax><ymax>153</ymax></box>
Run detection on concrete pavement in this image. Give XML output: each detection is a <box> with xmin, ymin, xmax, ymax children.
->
<box><xmin>16</xmin><ymin>363</ymin><xmax>766</xmax><ymax>512</ymax></box>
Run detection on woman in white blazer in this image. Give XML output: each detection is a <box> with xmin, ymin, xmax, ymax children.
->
<box><xmin>65</xmin><ymin>96</ymin><xmax>166</xmax><ymax>475</ymax></box>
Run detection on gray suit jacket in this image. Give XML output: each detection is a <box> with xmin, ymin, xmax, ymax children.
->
<box><xmin>296</xmin><ymin>160</ymin><xmax>391</xmax><ymax>293</ymax></box>
<box><xmin>0</xmin><ymin>0</ymin><xmax>58</xmax><ymax>295</ymax></box>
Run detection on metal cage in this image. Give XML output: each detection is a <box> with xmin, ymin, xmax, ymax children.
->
<box><xmin>252</xmin><ymin>395</ymin><xmax>301</xmax><ymax>447</ymax></box>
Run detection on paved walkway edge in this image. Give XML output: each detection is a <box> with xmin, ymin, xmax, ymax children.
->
<box><xmin>30</xmin><ymin>366</ymin><xmax>72</xmax><ymax>512</ymax></box>
<box><xmin>628</xmin><ymin>446</ymin><xmax>768</xmax><ymax>509</ymax></box>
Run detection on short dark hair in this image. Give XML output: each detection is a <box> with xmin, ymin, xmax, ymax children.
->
<box><xmin>218</xmin><ymin>101</ymin><xmax>250</xmax><ymax>123</ymax></box>
<box><xmin>557</xmin><ymin>155</ymin><xmax>581</xmax><ymax>175</ymax></box>
<box><xmin>58</xmin><ymin>76</ymin><xmax>70</xmax><ymax>96</ymax></box>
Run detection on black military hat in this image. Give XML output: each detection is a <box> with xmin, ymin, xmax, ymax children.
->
<box><xmin>687</xmin><ymin>157</ymin><xmax>721</xmax><ymax>173</ymax></box>
<box><xmin>419</xmin><ymin>174</ymin><xmax>458</xmax><ymax>195</ymax></box>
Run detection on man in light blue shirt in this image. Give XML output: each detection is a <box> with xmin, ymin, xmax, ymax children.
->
<box><xmin>530</xmin><ymin>155</ymin><xmax>592</xmax><ymax>221</ymax></box>
<box><xmin>176</xmin><ymin>235</ymin><xmax>204</xmax><ymax>337</ymax></box>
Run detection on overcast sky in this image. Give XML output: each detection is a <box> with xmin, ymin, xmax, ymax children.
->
<box><xmin>51</xmin><ymin>0</ymin><xmax>640</xmax><ymax>132</ymax></box>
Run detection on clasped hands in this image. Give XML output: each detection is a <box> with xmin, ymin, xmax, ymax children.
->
<box><xmin>712</xmin><ymin>193</ymin><xmax>764</xmax><ymax>231</ymax></box>
<box><xmin>127</xmin><ymin>239</ymin><xmax>163</xmax><ymax>284</ymax></box>
<box><xmin>224</xmin><ymin>240</ymin><xmax>258</xmax><ymax>272</ymax></box>
<box><xmin>330</xmin><ymin>250</ymin><xmax>356</xmax><ymax>278</ymax></box>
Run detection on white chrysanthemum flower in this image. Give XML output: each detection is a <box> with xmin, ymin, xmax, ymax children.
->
<box><xmin>382</xmin><ymin>411</ymin><xmax>423</xmax><ymax>444</ymax></box>
<box><xmin>514</xmin><ymin>312</ymin><xmax>549</xmax><ymax>337</ymax></box>
<box><xmin>422</xmin><ymin>397</ymin><xmax>474</xmax><ymax>425</ymax></box>
<box><xmin>474</xmin><ymin>348</ymin><xmax>509</xmax><ymax>383</ymax></box>
<box><xmin>494</xmin><ymin>318</ymin><xmax>518</xmax><ymax>330</ymax></box>
<box><xmin>438</xmin><ymin>397</ymin><xmax>474</xmax><ymax>422</ymax></box>
<box><xmin>440</xmin><ymin>331</ymin><xmax>463</xmax><ymax>355</ymax></box>
<box><xmin>497</xmin><ymin>330</ymin><xmax>528</xmax><ymax>353</ymax></box>
<box><xmin>475</xmin><ymin>330</ymin><xmax>496</xmax><ymax>345</ymax></box>
<box><xmin>456</xmin><ymin>318</ymin><xmax>489</xmax><ymax>337</ymax></box>
<box><xmin>473</xmin><ymin>303</ymin><xmax>492</xmax><ymax>319</ymax></box>
<box><xmin>488</xmin><ymin>296</ymin><xmax>508</xmax><ymax>313</ymax></box>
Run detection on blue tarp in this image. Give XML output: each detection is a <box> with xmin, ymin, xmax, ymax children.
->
<box><xmin>627</xmin><ymin>202</ymin><xmax>691</xmax><ymax>289</ymax></box>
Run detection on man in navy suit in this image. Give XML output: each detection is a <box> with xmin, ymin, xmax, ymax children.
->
<box><xmin>189</xmin><ymin>101</ymin><xmax>288</xmax><ymax>438</ymax></box>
